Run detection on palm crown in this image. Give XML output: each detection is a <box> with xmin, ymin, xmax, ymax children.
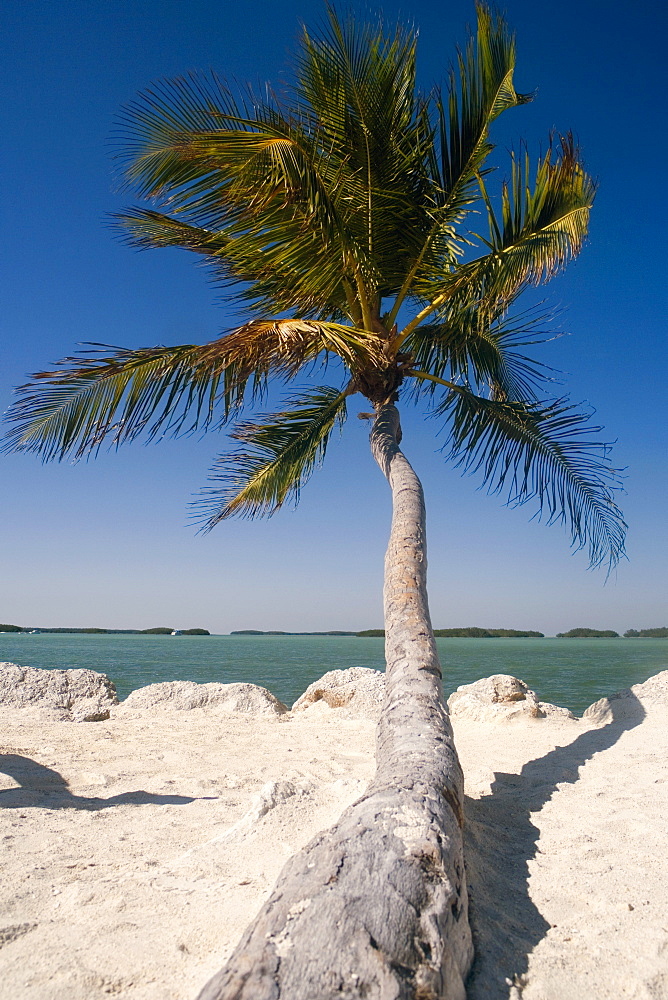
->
<box><xmin>5</xmin><ymin>4</ymin><xmax>625</xmax><ymax>568</ymax></box>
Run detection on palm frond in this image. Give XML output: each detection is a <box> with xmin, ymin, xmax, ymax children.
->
<box><xmin>115</xmin><ymin>73</ymin><xmax>359</xmax><ymax>311</ymax></box>
<box><xmin>4</xmin><ymin>322</ymin><xmax>379</xmax><ymax>461</ymax></box>
<box><xmin>197</xmin><ymin>386</ymin><xmax>349</xmax><ymax>526</ymax></box>
<box><xmin>406</xmin><ymin>304</ymin><xmax>560</xmax><ymax>402</ymax></box>
<box><xmin>432</xmin><ymin>387</ymin><xmax>626</xmax><ymax>569</ymax></box>
<box><xmin>475</xmin><ymin>134</ymin><xmax>595</xmax><ymax>300</ymax></box>
<box><xmin>407</xmin><ymin>134</ymin><xmax>595</xmax><ymax>330</ymax></box>
<box><xmin>293</xmin><ymin>10</ymin><xmax>440</xmax><ymax>296</ymax></box>
<box><xmin>114</xmin><ymin>14</ymin><xmax>441</xmax><ymax>318</ymax></box>
<box><xmin>156</xmin><ymin>111</ymin><xmax>347</xmax><ymax>237</ymax></box>
<box><xmin>116</xmin><ymin>72</ymin><xmax>241</xmax><ymax>201</ymax></box>
<box><xmin>435</xmin><ymin>2</ymin><xmax>532</xmax><ymax>213</ymax></box>
<box><xmin>114</xmin><ymin>205</ymin><xmax>354</xmax><ymax>319</ymax></box>
<box><xmin>112</xmin><ymin>208</ymin><xmax>229</xmax><ymax>255</ymax></box>
<box><xmin>5</xmin><ymin>343</ymin><xmax>228</xmax><ymax>461</ymax></box>
<box><xmin>385</xmin><ymin>4</ymin><xmax>533</xmax><ymax>326</ymax></box>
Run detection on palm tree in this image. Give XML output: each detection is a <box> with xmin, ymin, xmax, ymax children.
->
<box><xmin>5</xmin><ymin>6</ymin><xmax>625</xmax><ymax>997</ymax></box>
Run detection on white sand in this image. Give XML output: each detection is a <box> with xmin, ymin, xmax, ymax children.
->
<box><xmin>1</xmin><ymin>676</ymin><xmax>667</xmax><ymax>1000</ymax></box>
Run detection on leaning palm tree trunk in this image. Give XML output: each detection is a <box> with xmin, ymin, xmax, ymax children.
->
<box><xmin>197</xmin><ymin>403</ymin><xmax>472</xmax><ymax>1000</ymax></box>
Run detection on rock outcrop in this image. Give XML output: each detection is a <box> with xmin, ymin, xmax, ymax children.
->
<box><xmin>113</xmin><ymin>680</ymin><xmax>288</xmax><ymax>717</ymax></box>
<box><xmin>583</xmin><ymin>669</ymin><xmax>668</xmax><ymax>725</ymax></box>
<box><xmin>291</xmin><ymin>667</ymin><xmax>385</xmax><ymax>720</ymax></box>
<box><xmin>0</xmin><ymin>662</ymin><xmax>118</xmax><ymax>721</ymax></box>
<box><xmin>447</xmin><ymin>674</ymin><xmax>576</xmax><ymax>723</ymax></box>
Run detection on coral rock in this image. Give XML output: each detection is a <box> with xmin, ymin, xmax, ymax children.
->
<box><xmin>291</xmin><ymin>667</ymin><xmax>385</xmax><ymax>720</ymax></box>
<box><xmin>583</xmin><ymin>669</ymin><xmax>668</xmax><ymax>725</ymax></box>
<box><xmin>0</xmin><ymin>662</ymin><xmax>117</xmax><ymax>721</ymax></box>
<box><xmin>447</xmin><ymin>674</ymin><xmax>575</xmax><ymax>722</ymax></box>
<box><xmin>113</xmin><ymin>680</ymin><xmax>288</xmax><ymax>717</ymax></box>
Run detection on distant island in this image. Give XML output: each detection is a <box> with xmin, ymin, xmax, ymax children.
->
<box><xmin>357</xmin><ymin>628</ymin><xmax>545</xmax><ymax>638</ymax></box>
<box><xmin>3</xmin><ymin>622</ymin><xmax>666</xmax><ymax>639</ymax></box>
<box><xmin>231</xmin><ymin>628</ymin><xmax>545</xmax><ymax>638</ymax></box>
<box><xmin>624</xmin><ymin>627</ymin><xmax>668</xmax><ymax>638</ymax></box>
<box><xmin>556</xmin><ymin>628</ymin><xmax>619</xmax><ymax>638</ymax></box>
<box><xmin>354</xmin><ymin>627</ymin><xmax>667</xmax><ymax>638</ymax></box>
<box><xmin>0</xmin><ymin>624</ymin><xmax>210</xmax><ymax>635</ymax></box>
<box><xmin>231</xmin><ymin>630</ymin><xmax>357</xmax><ymax>636</ymax></box>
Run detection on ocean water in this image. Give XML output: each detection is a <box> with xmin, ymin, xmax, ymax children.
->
<box><xmin>1</xmin><ymin>634</ymin><xmax>666</xmax><ymax>715</ymax></box>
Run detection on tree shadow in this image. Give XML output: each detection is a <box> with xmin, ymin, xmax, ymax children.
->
<box><xmin>0</xmin><ymin>753</ymin><xmax>205</xmax><ymax>810</ymax></box>
<box><xmin>463</xmin><ymin>693</ymin><xmax>645</xmax><ymax>999</ymax></box>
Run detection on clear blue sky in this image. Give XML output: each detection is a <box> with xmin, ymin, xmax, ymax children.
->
<box><xmin>1</xmin><ymin>0</ymin><xmax>666</xmax><ymax>635</ymax></box>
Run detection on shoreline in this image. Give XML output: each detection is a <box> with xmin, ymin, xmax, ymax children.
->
<box><xmin>2</xmin><ymin>636</ymin><xmax>668</xmax><ymax>716</ymax></box>
<box><xmin>1</xmin><ymin>669</ymin><xmax>667</xmax><ymax>998</ymax></box>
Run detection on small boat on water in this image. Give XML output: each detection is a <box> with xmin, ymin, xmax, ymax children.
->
<box><xmin>170</xmin><ymin>630</ymin><xmax>182</xmax><ymax>636</ymax></box>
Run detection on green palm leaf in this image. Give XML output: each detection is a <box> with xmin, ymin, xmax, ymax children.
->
<box><xmin>473</xmin><ymin>134</ymin><xmax>595</xmax><ymax>305</ymax></box>
<box><xmin>405</xmin><ymin>304</ymin><xmax>559</xmax><ymax>402</ymax></box>
<box><xmin>113</xmin><ymin>209</ymin><xmax>229</xmax><ymax>256</ymax></box>
<box><xmin>401</xmin><ymin>134</ymin><xmax>595</xmax><ymax>340</ymax></box>
<box><xmin>4</xmin><ymin>323</ymin><xmax>380</xmax><ymax>461</ymax></box>
<box><xmin>198</xmin><ymin>386</ymin><xmax>349</xmax><ymax>526</ymax></box>
<box><xmin>116</xmin><ymin>71</ymin><xmax>242</xmax><ymax>205</ymax></box>
<box><xmin>116</xmin><ymin>72</ymin><xmax>360</xmax><ymax>310</ymax></box>
<box><xmin>115</xmin><ymin>206</ymin><xmax>356</xmax><ymax>319</ymax></box>
<box><xmin>297</xmin><ymin>9</ymin><xmax>430</xmax><ymax>261</ymax></box>
<box><xmin>432</xmin><ymin>387</ymin><xmax>626</xmax><ymax>570</ymax></box>
<box><xmin>435</xmin><ymin>3</ymin><xmax>532</xmax><ymax>211</ymax></box>
<box><xmin>5</xmin><ymin>343</ymin><xmax>228</xmax><ymax>460</ymax></box>
<box><xmin>114</xmin><ymin>14</ymin><xmax>440</xmax><ymax>321</ymax></box>
<box><xmin>385</xmin><ymin>3</ymin><xmax>532</xmax><ymax>326</ymax></box>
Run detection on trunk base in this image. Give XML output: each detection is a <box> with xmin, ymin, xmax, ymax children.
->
<box><xmin>197</xmin><ymin>775</ymin><xmax>472</xmax><ymax>1000</ymax></box>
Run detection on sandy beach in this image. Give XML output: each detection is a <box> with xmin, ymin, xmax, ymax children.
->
<box><xmin>1</xmin><ymin>670</ymin><xmax>667</xmax><ymax>999</ymax></box>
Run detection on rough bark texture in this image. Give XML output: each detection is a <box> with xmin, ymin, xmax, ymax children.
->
<box><xmin>197</xmin><ymin>404</ymin><xmax>473</xmax><ymax>1000</ymax></box>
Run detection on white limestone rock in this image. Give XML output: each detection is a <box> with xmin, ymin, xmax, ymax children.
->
<box><xmin>0</xmin><ymin>662</ymin><xmax>118</xmax><ymax>721</ymax></box>
<box><xmin>583</xmin><ymin>669</ymin><xmax>668</xmax><ymax>725</ymax></box>
<box><xmin>537</xmin><ymin>699</ymin><xmax>578</xmax><ymax>721</ymax></box>
<box><xmin>633</xmin><ymin>669</ymin><xmax>668</xmax><ymax>705</ymax></box>
<box><xmin>113</xmin><ymin>680</ymin><xmax>288</xmax><ymax>717</ymax></box>
<box><xmin>291</xmin><ymin>667</ymin><xmax>386</xmax><ymax>720</ymax></box>
<box><xmin>447</xmin><ymin>673</ymin><xmax>576</xmax><ymax>723</ymax></box>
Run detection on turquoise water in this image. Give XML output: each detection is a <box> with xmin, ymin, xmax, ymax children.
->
<box><xmin>1</xmin><ymin>634</ymin><xmax>666</xmax><ymax>715</ymax></box>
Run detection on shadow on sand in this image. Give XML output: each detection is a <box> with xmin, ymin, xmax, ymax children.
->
<box><xmin>0</xmin><ymin>753</ymin><xmax>204</xmax><ymax>810</ymax></box>
<box><xmin>464</xmin><ymin>692</ymin><xmax>645</xmax><ymax>999</ymax></box>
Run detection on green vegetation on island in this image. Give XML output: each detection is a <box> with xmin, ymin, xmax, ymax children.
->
<box><xmin>4</xmin><ymin>622</ymin><xmax>666</xmax><ymax>638</ymax></box>
<box><xmin>357</xmin><ymin>627</ymin><xmax>544</xmax><ymax>637</ymax></box>
<box><xmin>624</xmin><ymin>627</ymin><xmax>668</xmax><ymax>638</ymax></box>
<box><xmin>231</xmin><ymin>630</ymin><xmax>357</xmax><ymax>636</ymax></box>
<box><xmin>0</xmin><ymin>624</ymin><xmax>210</xmax><ymax>635</ymax></box>
<box><xmin>556</xmin><ymin>628</ymin><xmax>619</xmax><ymax>638</ymax></box>
<box><xmin>435</xmin><ymin>627</ymin><xmax>544</xmax><ymax>638</ymax></box>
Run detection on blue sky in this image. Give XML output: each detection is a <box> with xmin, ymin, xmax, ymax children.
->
<box><xmin>1</xmin><ymin>0</ymin><xmax>666</xmax><ymax>635</ymax></box>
